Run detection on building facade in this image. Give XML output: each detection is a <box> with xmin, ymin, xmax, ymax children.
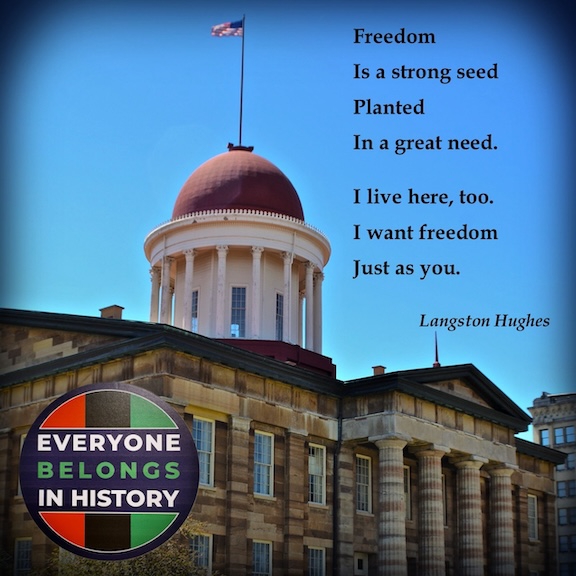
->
<box><xmin>0</xmin><ymin>145</ymin><xmax>566</xmax><ymax>575</ymax></box>
<box><xmin>529</xmin><ymin>392</ymin><xmax>576</xmax><ymax>576</ymax></box>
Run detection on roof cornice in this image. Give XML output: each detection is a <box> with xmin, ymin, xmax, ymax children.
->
<box><xmin>515</xmin><ymin>437</ymin><xmax>567</xmax><ymax>464</ymax></box>
<box><xmin>0</xmin><ymin>308</ymin><xmax>531</xmax><ymax>432</ymax></box>
<box><xmin>344</xmin><ymin>363</ymin><xmax>531</xmax><ymax>428</ymax></box>
<box><xmin>0</xmin><ymin>308</ymin><xmax>158</xmax><ymax>338</ymax></box>
<box><xmin>0</xmin><ymin>309</ymin><xmax>342</xmax><ymax>394</ymax></box>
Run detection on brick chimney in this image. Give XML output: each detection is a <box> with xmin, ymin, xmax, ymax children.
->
<box><xmin>99</xmin><ymin>305</ymin><xmax>124</xmax><ymax>320</ymax></box>
<box><xmin>372</xmin><ymin>365</ymin><xmax>386</xmax><ymax>376</ymax></box>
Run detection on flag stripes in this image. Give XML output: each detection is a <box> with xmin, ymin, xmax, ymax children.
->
<box><xmin>211</xmin><ymin>20</ymin><xmax>243</xmax><ymax>37</ymax></box>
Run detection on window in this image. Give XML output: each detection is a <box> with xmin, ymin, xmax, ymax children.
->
<box><xmin>555</xmin><ymin>426</ymin><xmax>575</xmax><ymax>446</ymax></box>
<box><xmin>14</xmin><ymin>538</ymin><xmax>32</xmax><ymax>576</ymax></box>
<box><xmin>559</xmin><ymin>562</ymin><xmax>576</xmax><ymax>576</ymax></box>
<box><xmin>558</xmin><ymin>453</ymin><xmax>576</xmax><ymax>471</ymax></box>
<box><xmin>309</xmin><ymin>444</ymin><xmax>326</xmax><ymax>505</ymax></box>
<box><xmin>404</xmin><ymin>466</ymin><xmax>412</xmax><ymax>520</ymax></box>
<box><xmin>308</xmin><ymin>547</ymin><xmax>325</xmax><ymax>576</ymax></box>
<box><xmin>558</xmin><ymin>480</ymin><xmax>576</xmax><ymax>498</ymax></box>
<box><xmin>356</xmin><ymin>455</ymin><xmax>372</xmax><ymax>513</ymax></box>
<box><xmin>539</xmin><ymin>428</ymin><xmax>549</xmax><ymax>446</ymax></box>
<box><xmin>528</xmin><ymin>494</ymin><xmax>538</xmax><ymax>540</ymax></box>
<box><xmin>354</xmin><ymin>552</ymin><xmax>369</xmax><ymax>576</ymax></box>
<box><xmin>558</xmin><ymin>508</ymin><xmax>576</xmax><ymax>526</ymax></box>
<box><xmin>252</xmin><ymin>541</ymin><xmax>271</xmax><ymax>576</ymax></box>
<box><xmin>275</xmin><ymin>294</ymin><xmax>284</xmax><ymax>341</ymax></box>
<box><xmin>190</xmin><ymin>534</ymin><xmax>212</xmax><ymax>572</ymax></box>
<box><xmin>192</xmin><ymin>418</ymin><xmax>214</xmax><ymax>486</ymax></box>
<box><xmin>559</xmin><ymin>535</ymin><xmax>576</xmax><ymax>553</ymax></box>
<box><xmin>254</xmin><ymin>432</ymin><xmax>274</xmax><ymax>496</ymax></box>
<box><xmin>191</xmin><ymin>290</ymin><xmax>199</xmax><ymax>333</ymax></box>
<box><xmin>230</xmin><ymin>287</ymin><xmax>246</xmax><ymax>337</ymax></box>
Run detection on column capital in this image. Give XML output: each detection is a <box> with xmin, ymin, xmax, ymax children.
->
<box><xmin>184</xmin><ymin>248</ymin><xmax>196</xmax><ymax>259</ymax></box>
<box><xmin>282</xmin><ymin>251</ymin><xmax>293</xmax><ymax>263</ymax></box>
<box><xmin>485</xmin><ymin>463</ymin><xmax>518</xmax><ymax>477</ymax></box>
<box><xmin>251</xmin><ymin>246</ymin><xmax>264</xmax><ymax>256</ymax></box>
<box><xmin>216</xmin><ymin>245</ymin><xmax>229</xmax><ymax>254</ymax></box>
<box><xmin>370</xmin><ymin>433</ymin><xmax>411</xmax><ymax>450</ymax></box>
<box><xmin>411</xmin><ymin>443</ymin><xmax>450</xmax><ymax>457</ymax></box>
<box><xmin>305</xmin><ymin>260</ymin><xmax>316</xmax><ymax>271</ymax></box>
<box><xmin>452</xmin><ymin>454</ymin><xmax>488</xmax><ymax>470</ymax></box>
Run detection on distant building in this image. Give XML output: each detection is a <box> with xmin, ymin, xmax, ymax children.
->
<box><xmin>0</xmin><ymin>145</ymin><xmax>566</xmax><ymax>576</ymax></box>
<box><xmin>529</xmin><ymin>392</ymin><xmax>576</xmax><ymax>576</ymax></box>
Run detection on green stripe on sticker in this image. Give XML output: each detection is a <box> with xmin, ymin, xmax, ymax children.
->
<box><xmin>130</xmin><ymin>395</ymin><xmax>177</xmax><ymax>428</ymax></box>
<box><xmin>130</xmin><ymin>513</ymin><xmax>178</xmax><ymax>547</ymax></box>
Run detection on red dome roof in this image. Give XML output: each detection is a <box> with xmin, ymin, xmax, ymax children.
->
<box><xmin>172</xmin><ymin>146</ymin><xmax>304</xmax><ymax>220</ymax></box>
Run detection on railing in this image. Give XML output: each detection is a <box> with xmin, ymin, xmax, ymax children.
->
<box><xmin>144</xmin><ymin>209</ymin><xmax>329</xmax><ymax>243</ymax></box>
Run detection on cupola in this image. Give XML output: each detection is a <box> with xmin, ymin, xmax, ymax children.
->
<box><xmin>144</xmin><ymin>145</ymin><xmax>332</xmax><ymax>374</ymax></box>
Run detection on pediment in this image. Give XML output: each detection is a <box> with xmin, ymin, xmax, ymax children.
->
<box><xmin>396</xmin><ymin>363</ymin><xmax>531</xmax><ymax>429</ymax></box>
<box><xmin>422</xmin><ymin>378</ymin><xmax>492</xmax><ymax>409</ymax></box>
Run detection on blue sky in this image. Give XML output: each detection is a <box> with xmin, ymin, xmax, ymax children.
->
<box><xmin>2</xmin><ymin>0</ymin><xmax>574</xmax><ymax>438</ymax></box>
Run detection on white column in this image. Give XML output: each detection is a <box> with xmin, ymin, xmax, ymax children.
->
<box><xmin>182</xmin><ymin>249</ymin><xmax>196</xmax><ymax>331</ymax></box>
<box><xmin>149</xmin><ymin>266</ymin><xmax>161</xmax><ymax>322</ymax></box>
<box><xmin>160</xmin><ymin>256</ymin><xmax>173</xmax><ymax>324</ymax></box>
<box><xmin>372</xmin><ymin>435</ymin><xmax>410</xmax><ymax>576</ymax></box>
<box><xmin>282</xmin><ymin>252</ymin><xmax>293</xmax><ymax>342</ymax></box>
<box><xmin>313</xmin><ymin>271</ymin><xmax>323</xmax><ymax>353</ymax></box>
<box><xmin>251</xmin><ymin>247</ymin><xmax>264</xmax><ymax>339</ymax></box>
<box><xmin>305</xmin><ymin>261</ymin><xmax>315</xmax><ymax>350</ymax></box>
<box><xmin>168</xmin><ymin>283</ymin><xmax>174</xmax><ymax>324</ymax></box>
<box><xmin>298</xmin><ymin>290</ymin><xmax>304</xmax><ymax>347</ymax></box>
<box><xmin>216</xmin><ymin>246</ymin><xmax>228</xmax><ymax>337</ymax></box>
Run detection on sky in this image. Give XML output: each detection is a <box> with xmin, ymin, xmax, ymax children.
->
<box><xmin>1</xmin><ymin>0</ymin><xmax>574</xmax><ymax>439</ymax></box>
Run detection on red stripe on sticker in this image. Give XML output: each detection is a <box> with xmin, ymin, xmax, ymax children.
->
<box><xmin>41</xmin><ymin>394</ymin><xmax>86</xmax><ymax>428</ymax></box>
<box><xmin>41</xmin><ymin>512</ymin><xmax>85</xmax><ymax>546</ymax></box>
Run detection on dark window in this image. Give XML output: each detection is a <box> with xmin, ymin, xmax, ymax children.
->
<box><xmin>230</xmin><ymin>287</ymin><xmax>246</xmax><ymax>337</ymax></box>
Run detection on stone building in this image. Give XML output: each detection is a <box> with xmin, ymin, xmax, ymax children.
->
<box><xmin>0</xmin><ymin>145</ymin><xmax>566</xmax><ymax>575</ymax></box>
<box><xmin>529</xmin><ymin>392</ymin><xmax>576</xmax><ymax>576</ymax></box>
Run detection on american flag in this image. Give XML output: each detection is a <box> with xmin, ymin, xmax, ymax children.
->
<box><xmin>211</xmin><ymin>20</ymin><xmax>243</xmax><ymax>37</ymax></box>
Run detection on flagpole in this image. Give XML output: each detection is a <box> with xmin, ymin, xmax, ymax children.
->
<box><xmin>239</xmin><ymin>14</ymin><xmax>245</xmax><ymax>146</ymax></box>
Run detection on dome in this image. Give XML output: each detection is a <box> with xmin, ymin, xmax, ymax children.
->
<box><xmin>172</xmin><ymin>146</ymin><xmax>304</xmax><ymax>220</ymax></box>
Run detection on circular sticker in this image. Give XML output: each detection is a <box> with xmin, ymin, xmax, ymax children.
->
<box><xmin>20</xmin><ymin>383</ymin><xmax>199</xmax><ymax>560</ymax></box>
